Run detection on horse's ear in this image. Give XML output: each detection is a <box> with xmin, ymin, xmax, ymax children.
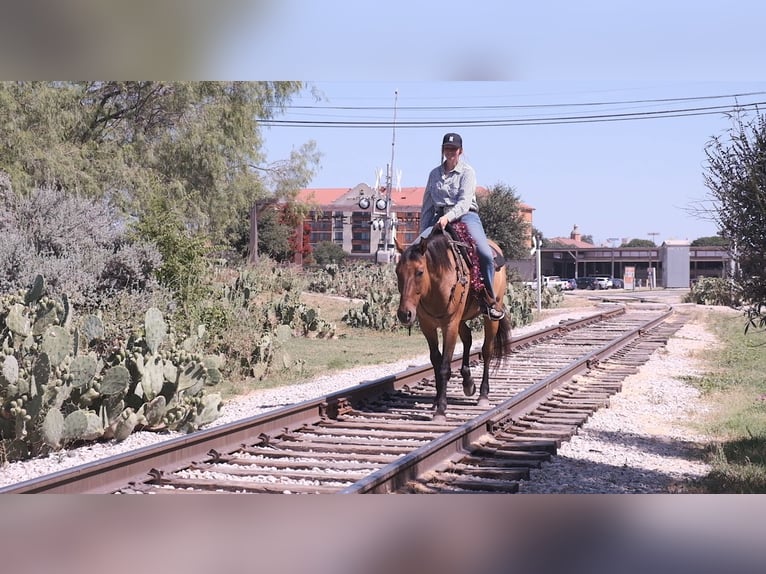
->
<box><xmin>394</xmin><ymin>236</ymin><xmax>406</xmax><ymax>253</ymax></box>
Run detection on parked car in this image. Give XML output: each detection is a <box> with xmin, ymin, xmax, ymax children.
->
<box><xmin>561</xmin><ymin>278</ymin><xmax>577</xmax><ymax>290</ymax></box>
<box><xmin>610</xmin><ymin>277</ymin><xmax>624</xmax><ymax>289</ymax></box>
<box><xmin>593</xmin><ymin>276</ymin><xmax>613</xmax><ymax>289</ymax></box>
<box><xmin>575</xmin><ymin>277</ymin><xmax>597</xmax><ymax>290</ymax></box>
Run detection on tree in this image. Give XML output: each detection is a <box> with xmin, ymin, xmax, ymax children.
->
<box><xmin>256</xmin><ymin>205</ymin><xmax>295</xmax><ymax>262</ymax></box>
<box><xmin>477</xmin><ymin>183</ymin><xmax>530</xmax><ymax>259</ymax></box>
<box><xmin>703</xmin><ymin>109</ymin><xmax>766</xmax><ymax>308</ymax></box>
<box><xmin>580</xmin><ymin>234</ymin><xmax>594</xmax><ymax>244</ymax></box>
<box><xmin>691</xmin><ymin>235</ymin><xmax>729</xmax><ymax>247</ymax></box>
<box><xmin>312</xmin><ymin>241</ymin><xmax>347</xmax><ymax>265</ymax></box>
<box><xmin>621</xmin><ymin>238</ymin><xmax>656</xmax><ymax>248</ymax></box>
<box><xmin>0</xmin><ymin>81</ymin><xmax>320</xmax><ymax>249</ymax></box>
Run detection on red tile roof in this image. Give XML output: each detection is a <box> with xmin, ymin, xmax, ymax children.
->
<box><xmin>298</xmin><ymin>185</ymin><xmax>534</xmax><ymax>212</ymax></box>
<box><xmin>547</xmin><ymin>237</ymin><xmax>595</xmax><ymax>249</ymax></box>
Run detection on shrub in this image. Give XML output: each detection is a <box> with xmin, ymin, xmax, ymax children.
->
<box><xmin>0</xmin><ymin>185</ymin><xmax>162</xmax><ymax>310</ymax></box>
<box><xmin>684</xmin><ymin>277</ymin><xmax>740</xmax><ymax>307</ymax></box>
<box><xmin>312</xmin><ymin>241</ymin><xmax>348</xmax><ymax>265</ymax></box>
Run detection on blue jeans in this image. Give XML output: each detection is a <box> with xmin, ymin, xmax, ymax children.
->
<box><xmin>420</xmin><ymin>211</ymin><xmax>496</xmax><ymax>299</ymax></box>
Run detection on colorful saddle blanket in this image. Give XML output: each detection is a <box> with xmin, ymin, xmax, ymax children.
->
<box><xmin>446</xmin><ymin>221</ymin><xmax>505</xmax><ymax>296</ymax></box>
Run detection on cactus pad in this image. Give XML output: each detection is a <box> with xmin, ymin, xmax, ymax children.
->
<box><xmin>41</xmin><ymin>408</ymin><xmax>65</xmax><ymax>448</ymax></box>
<box><xmin>144</xmin><ymin>308</ymin><xmax>167</xmax><ymax>354</ymax></box>
<box><xmin>63</xmin><ymin>410</ymin><xmax>104</xmax><ymax>442</ymax></box>
<box><xmin>2</xmin><ymin>355</ymin><xmax>19</xmax><ymax>386</ymax></box>
<box><xmin>100</xmin><ymin>365</ymin><xmax>131</xmax><ymax>396</ymax></box>
<box><xmin>24</xmin><ymin>274</ymin><xmax>45</xmax><ymax>305</ymax></box>
<box><xmin>81</xmin><ymin>314</ymin><xmax>105</xmax><ymax>344</ymax></box>
<box><xmin>6</xmin><ymin>304</ymin><xmax>31</xmax><ymax>336</ymax></box>
<box><xmin>41</xmin><ymin>326</ymin><xmax>72</xmax><ymax>366</ymax></box>
<box><xmin>69</xmin><ymin>354</ymin><xmax>97</xmax><ymax>388</ymax></box>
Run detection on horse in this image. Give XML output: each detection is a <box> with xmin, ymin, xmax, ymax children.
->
<box><xmin>394</xmin><ymin>227</ymin><xmax>512</xmax><ymax>422</ymax></box>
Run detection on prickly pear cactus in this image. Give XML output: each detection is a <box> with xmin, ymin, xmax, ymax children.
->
<box><xmin>0</xmin><ymin>275</ymin><xmax>225</xmax><ymax>462</ymax></box>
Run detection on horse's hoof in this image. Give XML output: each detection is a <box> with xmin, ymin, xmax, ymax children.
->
<box><xmin>463</xmin><ymin>382</ymin><xmax>476</xmax><ymax>397</ymax></box>
<box><xmin>432</xmin><ymin>413</ymin><xmax>447</xmax><ymax>423</ymax></box>
<box><xmin>478</xmin><ymin>396</ymin><xmax>490</xmax><ymax>408</ymax></box>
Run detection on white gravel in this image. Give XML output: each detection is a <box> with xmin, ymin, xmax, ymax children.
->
<box><xmin>518</xmin><ymin>303</ymin><xmax>724</xmax><ymax>493</ymax></box>
<box><xmin>0</xmin><ymin>296</ymin><xmax>723</xmax><ymax>492</ymax></box>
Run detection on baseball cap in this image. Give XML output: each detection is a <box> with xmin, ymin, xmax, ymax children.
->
<box><xmin>442</xmin><ymin>133</ymin><xmax>462</xmax><ymax>148</ymax></box>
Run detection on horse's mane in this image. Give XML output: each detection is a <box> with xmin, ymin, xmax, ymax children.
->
<box><xmin>403</xmin><ymin>231</ymin><xmax>453</xmax><ymax>276</ymax></box>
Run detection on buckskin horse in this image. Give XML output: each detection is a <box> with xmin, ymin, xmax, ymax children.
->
<box><xmin>394</xmin><ymin>226</ymin><xmax>512</xmax><ymax>422</ymax></box>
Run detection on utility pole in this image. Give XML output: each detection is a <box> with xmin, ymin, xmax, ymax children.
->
<box><xmin>377</xmin><ymin>89</ymin><xmax>398</xmax><ymax>264</ymax></box>
<box><xmin>647</xmin><ymin>232</ymin><xmax>660</xmax><ymax>288</ymax></box>
<box><xmin>607</xmin><ymin>237</ymin><xmax>619</xmax><ymax>278</ymax></box>
<box><xmin>530</xmin><ymin>235</ymin><xmax>542</xmax><ymax>314</ymax></box>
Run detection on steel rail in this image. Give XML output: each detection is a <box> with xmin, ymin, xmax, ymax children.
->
<box><xmin>0</xmin><ymin>306</ymin><xmax>628</xmax><ymax>494</ymax></box>
<box><xmin>339</xmin><ymin>306</ymin><xmax>672</xmax><ymax>493</ymax></box>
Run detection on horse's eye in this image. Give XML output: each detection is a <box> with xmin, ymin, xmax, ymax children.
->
<box><xmin>415</xmin><ymin>270</ymin><xmax>424</xmax><ymax>278</ymax></box>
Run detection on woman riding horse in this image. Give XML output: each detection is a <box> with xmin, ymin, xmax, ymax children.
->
<box><xmin>394</xmin><ymin>230</ymin><xmax>512</xmax><ymax>422</ymax></box>
<box><xmin>419</xmin><ymin>132</ymin><xmax>505</xmax><ymax>321</ymax></box>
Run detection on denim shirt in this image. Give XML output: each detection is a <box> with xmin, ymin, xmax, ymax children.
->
<box><xmin>419</xmin><ymin>159</ymin><xmax>479</xmax><ymax>233</ymax></box>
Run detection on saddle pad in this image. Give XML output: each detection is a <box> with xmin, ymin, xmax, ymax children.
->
<box><xmin>448</xmin><ymin>221</ymin><xmax>487</xmax><ymax>294</ymax></box>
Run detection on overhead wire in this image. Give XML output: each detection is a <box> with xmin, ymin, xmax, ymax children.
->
<box><xmin>260</xmin><ymin>92</ymin><xmax>766</xmax><ymax>128</ymax></box>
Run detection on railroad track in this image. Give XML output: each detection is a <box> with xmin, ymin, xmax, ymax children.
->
<box><xmin>1</xmin><ymin>303</ymin><xmax>686</xmax><ymax>494</ymax></box>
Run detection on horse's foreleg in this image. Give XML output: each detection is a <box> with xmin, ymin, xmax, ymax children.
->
<box><xmin>420</xmin><ymin>327</ymin><xmax>447</xmax><ymax>420</ymax></box>
<box><xmin>432</xmin><ymin>321</ymin><xmax>460</xmax><ymax>422</ymax></box>
<box><xmin>478</xmin><ymin>319</ymin><xmax>499</xmax><ymax>407</ymax></box>
<box><xmin>458</xmin><ymin>322</ymin><xmax>475</xmax><ymax>397</ymax></box>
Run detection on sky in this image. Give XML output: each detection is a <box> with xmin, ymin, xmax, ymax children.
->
<box><xmin>260</xmin><ymin>81</ymin><xmax>766</xmax><ymax>246</ymax></box>
<box><xmin>4</xmin><ymin>0</ymin><xmax>766</xmax><ymax>248</ymax></box>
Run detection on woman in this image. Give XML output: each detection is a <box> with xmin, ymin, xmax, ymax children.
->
<box><xmin>419</xmin><ymin>132</ymin><xmax>505</xmax><ymax>321</ymax></box>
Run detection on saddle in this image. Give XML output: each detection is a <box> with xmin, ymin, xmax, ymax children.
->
<box><xmin>444</xmin><ymin>221</ymin><xmax>506</xmax><ymax>296</ymax></box>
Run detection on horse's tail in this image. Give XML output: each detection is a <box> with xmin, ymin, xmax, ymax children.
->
<box><xmin>491</xmin><ymin>314</ymin><xmax>512</xmax><ymax>363</ymax></box>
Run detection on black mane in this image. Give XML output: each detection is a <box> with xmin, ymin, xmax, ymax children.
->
<box><xmin>404</xmin><ymin>231</ymin><xmax>452</xmax><ymax>276</ymax></box>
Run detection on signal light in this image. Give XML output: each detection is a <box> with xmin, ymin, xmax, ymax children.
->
<box><xmin>358</xmin><ymin>197</ymin><xmax>371</xmax><ymax>209</ymax></box>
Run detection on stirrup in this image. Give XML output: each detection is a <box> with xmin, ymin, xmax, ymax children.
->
<box><xmin>481</xmin><ymin>301</ymin><xmax>505</xmax><ymax>321</ymax></box>
<box><xmin>486</xmin><ymin>306</ymin><xmax>505</xmax><ymax>321</ymax></box>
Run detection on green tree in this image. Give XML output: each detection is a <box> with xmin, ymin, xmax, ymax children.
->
<box><xmin>256</xmin><ymin>205</ymin><xmax>294</xmax><ymax>262</ymax></box>
<box><xmin>704</xmin><ymin>109</ymin><xmax>766</xmax><ymax>308</ymax></box>
<box><xmin>621</xmin><ymin>238</ymin><xmax>656</xmax><ymax>247</ymax></box>
<box><xmin>477</xmin><ymin>183</ymin><xmax>530</xmax><ymax>259</ymax></box>
<box><xmin>691</xmin><ymin>235</ymin><xmax>729</xmax><ymax>247</ymax></box>
<box><xmin>312</xmin><ymin>241</ymin><xmax>347</xmax><ymax>265</ymax></box>
<box><xmin>0</xmin><ymin>81</ymin><xmax>320</xmax><ymax>250</ymax></box>
<box><xmin>131</xmin><ymin>195</ymin><xmax>207</xmax><ymax>305</ymax></box>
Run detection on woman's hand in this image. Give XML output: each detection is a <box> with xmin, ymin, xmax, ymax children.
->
<box><xmin>436</xmin><ymin>215</ymin><xmax>449</xmax><ymax>229</ymax></box>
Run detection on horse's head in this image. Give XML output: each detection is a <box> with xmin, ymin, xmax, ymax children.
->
<box><xmin>394</xmin><ymin>236</ymin><xmax>429</xmax><ymax>326</ymax></box>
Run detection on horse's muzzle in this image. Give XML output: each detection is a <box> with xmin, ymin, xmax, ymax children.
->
<box><xmin>397</xmin><ymin>308</ymin><xmax>415</xmax><ymax>326</ymax></box>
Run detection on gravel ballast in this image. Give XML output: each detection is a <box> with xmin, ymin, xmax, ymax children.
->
<box><xmin>0</xmin><ymin>298</ymin><xmax>721</xmax><ymax>492</ymax></box>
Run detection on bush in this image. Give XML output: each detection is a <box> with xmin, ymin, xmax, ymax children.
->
<box><xmin>684</xmin><ymin>277</ymin><xmax>740</xmax><ymax>307</ymax></box>
<box><xmin>0</xmin><ymin>185</ymin><xmax>162</xmax><ymax>310</ymax></box>
<box><xmin>312</xmin><ymin>241</ymin><xmax>348</xmax><ymax>265</ymax></box>
<box><xmin>130</xmin><ymin>196</ymin><xmax>207</xmax><ymax>306</ymax></box>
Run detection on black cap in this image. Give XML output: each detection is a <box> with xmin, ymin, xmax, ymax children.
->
<box><xmin>442</xmin><ymin>132</ymin><xmax>462</xmax><ymax>148</ymax></box>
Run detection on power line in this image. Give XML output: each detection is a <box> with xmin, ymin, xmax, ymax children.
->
<box><xmin>274</xmin><ymin>91</ymin><xmax>766</xmax><ymax>112</ymax></box>
<box><xmin>260</xmin><ymin>100</ymin><xmax>766</xmax><ymax>128</ymax></box>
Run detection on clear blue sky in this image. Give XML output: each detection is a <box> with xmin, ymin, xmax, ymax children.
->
<box><xmin>205</xmin><ymin>0</ymin><xmax>766</xmax><ymax>246</ymax></box>
<box><xmin>261</xmin><ymin>81</ymin><xmax>766</xmax><ymax>246</ymax></box>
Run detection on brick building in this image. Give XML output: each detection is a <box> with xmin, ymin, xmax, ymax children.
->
<box><xmin>297</xmin><ymin>184</ymin><xmax>535</xmax><ymax>261</ymax></box>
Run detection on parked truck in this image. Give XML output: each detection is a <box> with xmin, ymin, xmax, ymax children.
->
<box><xmin>523</xmin><ymin>275</ymin><xmax>569</xmax><ymax>290</ymax></box>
